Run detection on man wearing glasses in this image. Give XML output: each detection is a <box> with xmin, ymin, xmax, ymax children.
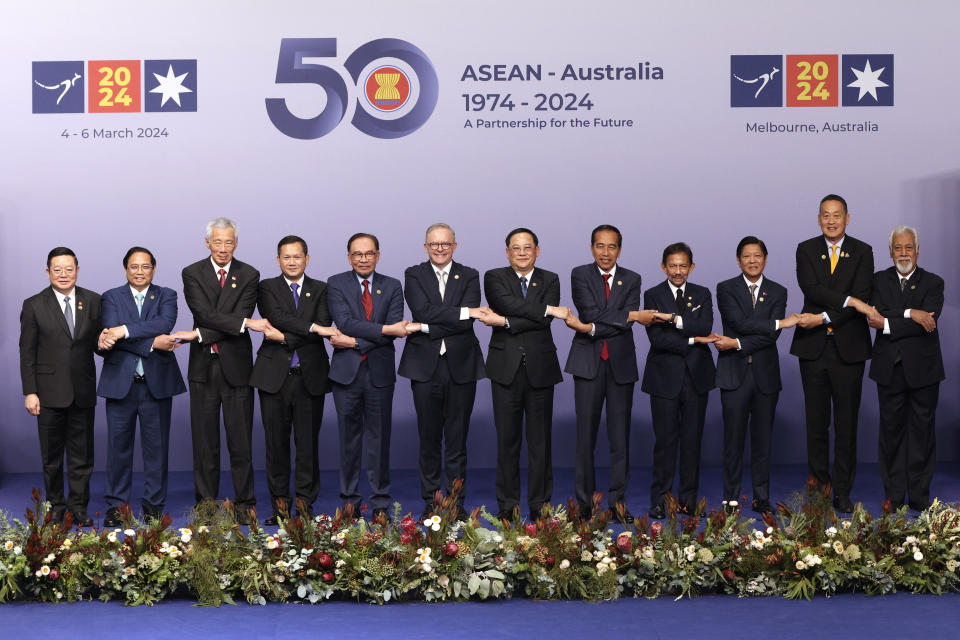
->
<box><xmin>20</xmin><ymin>247</ymin><xmax>102</xmax><ymax>525</ymax></box>
<box><xmin>174</xmin><ymin>218</ymin><xmax>272</xmax><ymax>524</ymax></box>
<box><xmin>481</xmin><ymin>228</ymin><xmax>567</xmax><ymax>520</ymax></box>
<box><xmin>97</xmin><ymin>247</ymin><xmax>185</xmax><ymax>526</ymax></box>
<box><xmin>399</xmin><ymin>223</ymin><xmax>487</xmax><ymax>520</ymax></box>
<box><xmin>326</xmin><ymin>233</ymin><xmax>411</xmax><ymax>519</ymax></box>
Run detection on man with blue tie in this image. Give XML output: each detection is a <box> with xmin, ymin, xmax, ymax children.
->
<box><xmin>250</xmin><ymin>235</ymin><xmax>339</xmax><ymax>524</ymax></box>
<box><xmin>712</xmin><ymin>237</ymin><xmax>798</xmax><ymax>515</ymax></box>
<box><xmin>97</xmin><ymin>247</ymin><xmax>186</xmax><ymax>526</ymax></box>
<box><xmin>326</xmin><ymin>233</ymin><xmax>410</xmax><ymax>519</ymax></box>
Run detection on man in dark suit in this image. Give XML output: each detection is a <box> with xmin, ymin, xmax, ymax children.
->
<box><xmin>399</xmin><ymin>223</ymin><xmax>486</xmax><ymax>520</ymax></box>
<box><xmin>97</xmin><ymin>247</ymin><xmax>186</xmax><ymax>526</ymax></box>
<box><xmin>641</xmin><ymin>242</ymin><xmax>716</xmax><ymax>519</ymax></box>
<box><xmin>481</xmin><ymin>228</ymin><xmax>565</xmax><ymax>519</ymax></box>
<box><xmin>173</xmin><ymin>218</ymin><xmax>272</xmax><ymax>523</ymax></box>
<box><xmin>562</xmin><ymin>225</ymin><xmax>656</xmax><ymax>520</ymax></box>
<box><xmin>326</xmin><ymin>233</ymin><xmax>410</xmax><ymax>518</ymax></box>
<box><xmin>713</xmin><ymin>237</ymin><xmax>799</xmax><ymax>515</ymax></box>
<box><xmin>866</xmin><ymin>226</ymin><xmax>943</xmax><ymax>511</ymax></box>
<box><xmin>790</xmin><ymin>194</ymin><xmax>876</xmax><ymax>513</ymax></box>
<box><xmin>250</xmin><ymin>235</ymin><xmax>339</xmax><ymax>524</ymax></box>
<box><xmin>19</xmin><ymin>247</ymin><xmax>102</xmax><ymax>525</ymax></box>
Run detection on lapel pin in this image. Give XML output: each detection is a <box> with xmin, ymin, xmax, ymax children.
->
<box><xmin>231</xmin><ymin>283</ymin><xmax>237</xmax><ymax>288</ymax></box>
<box><xmin>841</xmin><ymin>252</ymin><xmax>848</xmax><ymax>258</ymax></box>
<box><xmin>910</xmin><ymin>285</ymin><xmax>916</xmax><ymax>290</ymax></box>
<box><xmin>376</xmin><ymin>289</ymin><xmax>382</xmax><ymax>295</ymax></box>
<box><xmin>531</xmin><ymin>282</ymin><xmax>537</xmax><ymax>287</ymax></box>
<box><xmin>454</xmin><ymin>274</ymin><xmax>460</xmax><ymax>280</ymax></box>
<box><xmin>687</xmin><ymin>302</ymin><xmax>692</xmax><ymax>307</ymax></box>
<box><xmin>149</xmin><ymin>295</ymin><xmax>155</xmax><ymax>300</ymax></box>
<box><xmin>688</xmin><ymin>295</ymin><xmax>692</xmax><ymax>300</ymax></box>
<box><xmin>305</xmin><ymin>292</ymin><xmax>311</xmax><ymax>297</ymax></box>
<box><xmin>821</xmin><ymin>254</ymin><xmax>826</xmax><ymax>260</ymax></box>
<box><xmin>758</xmin><ymin>297</ymin><xmax>764</xmax><ymax>302</ymax></box>
<box><xmin>231</xmin><ymin>275</ymin><xmax>237</xmax><ymax>280</ymax></box>
<box><xmin>617</xmin><ymin>280</ymin><xmax>622</xmax><ymax>286</ymax></box>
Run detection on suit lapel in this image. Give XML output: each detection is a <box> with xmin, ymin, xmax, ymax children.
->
<box><xmin>216</xmin><ymin>263</ymin><xmax>242</xmax><ymax>311</ymax></box>
<box><xmin>527</xmin><ymin>268</ymin><xmax>544</xmax><ymax>301</ymax></box>
<box><xmin>73</xmin><ymin>288</ymin><xmax>87</xmax><ymax>339</ymax></box>
<box><xmin>45</xmin><ymin>288</ymin><xmax>72</xmax><ymax>338</ymax></box>
<box><xmin>595</xmin><ymin>267</ymin><xmax>610</xmax><ymax>309</ymax></box>
<box><xmin>276</xmin><ymin>277</ymin><xmax>297</xmax><ymax>313</ymax></box>
<box><xmin>443</xmin><ymin>262</ymin><xmax>463</xmax><ymax>305</ymax></box>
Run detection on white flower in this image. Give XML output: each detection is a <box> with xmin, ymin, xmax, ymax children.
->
<box><xmin>559</xmin><ymin>559</ymin><xmax>570</xmax><ymax>570</ymax></box>
<box><xmin>107</xmin><ymin>532</ymin><xmax>118</xmax><ymax>543</ymax></box>
<box><xmin>765</xmin><ymin>527</ymin><xmax>773</xmax><ymax>535</ymax></box>
<box><xmin>124</xmin><ymin>529</ymin><xmax>136</xmax><ymax>537</ymax></box>
<box><xmin>905</xmin><ymin>536</ymin><xmax>918</xmax><ymax>545</ymax></box>
<box><xmin>287</xmin><ymin>549</ymin><xmax>297</xmax><ymax>557</ymax></box>
<box><xmin>833</xmin><ymin>541</ymin><xmax>844</xmax><ymax>554</ymax></box>
<box><xmin>35</xmin><ymin>570</ymin><xmax>42</xmax><ymax>577</ymax></box>
<box><xmin>61</xmin><ymin>539</ymin><xmax>72</xmax><ymax>549</ymax></box>
<box><xmin>684</xmin><ymin>545</ymin><xmax>696</xmax><ymax>555</ymax></box>
<box><xmin>41</xmin><ymin>565</ymin><xmax>51</xmax><ymax>576</ymax></box>
<box><xmin>753</xmin><ymin>530</ymin><xmax>764</xmax><ymax>539</ymax></box>
<box><xmin>643</xmin><ymin>547</ymin><xmax>654</xmax><ymax>560</ymax></box>
<box><xmin>946</xmin><ymin>559</ymin><xmax>957</xmax><ymax>572</ymax></box>
<box><xmin>841</xmin><ymin>520</ymin><xmax>852</xmax><ymax>529</ymax></box>
<box><xmin>44</xmin><ymin>553</ymin><xmax>55</xmax><ymax>564</ymax></box>
<box><xmin>13</xmin><ymin>546</ymin><xmax>21</xmax><ymax>556</ymax></box>
<box><xmin>420</xmin><ymin>562</ymin><xmax>432</xmax><ymax>573</ymax></box>
<box><xmin>266</xmin><ymin>537</ymin><xmax>279</xmax><ymax>550</ymax></box>
<box><xmin>686</xmin><ymin>553</ymin><xmax>695</xmax><ymax>562</ymax></box>
<box><xmin>729</xmin><ymin>500</ymin><xmax>739</xmax><ymax>507</ymax></box>
<box><xmin>198</xmin><ymin>525</ymin><xmax>209</xmax><ymax>534</ymax></box>
<box><xmin>825</xmin><ymin>527</ymin><xmax>837</xmax><ymax>538</ymax></box>
<box><xmin>796</xmin><ymin>560</ymin><xmax>807</xmax><ymax>570</ymax></box>
<box><xmin>417</xmin><ymin>547</ymin><xmax>431</xmax><ymax>557</ymax></box>
<box><xmin>437</xmin><ymin>574</ymin><xmax>450</xmax><ymax>588</ymax></box>
<box><xmin>929</xmin><ymin>534</ymin><xmax>937</xmax><ymax>542</ymax></box>
<box><xmin>914</xmin><ymin>551</ymin><xmax>924</xmax><ymax>562</ymax></box>
<box><xmin>124</xmin><ymin>567</ymin><xmax>136</xmax><ymax>576</ymax></box>
<box><xmin>493</xmin><ymin>535</ymin><xmax>502</xmax><ymax>543</ymax></box>
<box><xmin>3</xmin><ymin>541</ymin><xmax>12</xmax><ymax>551</ymax></box>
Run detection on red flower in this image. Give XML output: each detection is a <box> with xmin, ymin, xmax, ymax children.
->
<box><xmin>400</xmin><ymin>532</ymin><xmax>412</xmax><ymax>545</ymax></box>
<box><xmin>321</xmin><ymin>572</ymin><xmax>334</xmax><ymax>583</ymax></box>
<box><xmin>443</xmin><ymin>542</ymin><xmax>459</xmax><ymax>557</ymax></box>
<box><xmin>318</xmin><ymin>552</ymin><xmax>333</xmax><ymax>568</ymax></box>
<box><xmin>49</xmin><ymin>568</ymin><xmax>60</xmax><ymax>580</ymax></box>
<box><xmin>722</xmin><ymin>569</ymin><xmax>736</xmax><ymax>581</ymax></box>
<box><xmin>616</xmin><ymin>533</ymin><xmax>632</xmax><ymax>554</ymax></box>
<box><xmin>649</xmin><ymin>521</ymin><xmax>662</xmax><ymax>540</ymax></box>
<box><xmin>400</xmin><ymin>516</ymin><xmax>417</xmax><ymax>534</ymax></box>
<box><xmin>545</xmin><ymin>556</ymin><xmax>555</xmax><ymax>566</ymax></box>
<box><xmin>525</xmin><ymin>523</ymin><xmax>538</xmax><ymax>537</ymax></box>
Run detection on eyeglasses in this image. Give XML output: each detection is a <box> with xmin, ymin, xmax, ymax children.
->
<box><xmin>509</xmin><ymin>245</ymin><xmax>535</xmax><ymax>255</ymax></box>
<box><xmin>427</xmin><ymin>242</ymin><xmax>454</xmax><ymax>251</ymax></box>
<box><xmin>210</xmin><ymin>240</ymin><xmax>235</xmax><ymax>248</ymax></box>
<box><xmin>349</xmin><ymin>251</ymin><xmax>378</xmax><ymax>260</ymax></box>
<box><xmin>126</xmin><ymin>264</ymin><xmax>154</xmax><ymax>272</ymax></box>
<box><xmin>50</xmin><ymin>267</ymin><xmax>76</xmax><ymax>276</ymax></box>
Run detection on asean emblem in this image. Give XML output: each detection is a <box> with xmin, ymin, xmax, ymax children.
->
<box><xmin>364</xmin><ymin>65</ymin><xmax>411</xmax><ymax>112</ymax></box>
<box><xmin>231</xmin><ymin>283</ymin><xmax>237</xmax><ymax>288</ymax></box>
<box><xmin>376</xmin><ymin>289</ymin><xmax>382</xmax><ymax>295</ymax></box>
<box><xmin>305</xmin><ymin>292</ymin><xmax>311</xmax><ymax>297</ymax></box>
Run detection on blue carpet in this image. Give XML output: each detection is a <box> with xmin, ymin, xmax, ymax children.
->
<box><xmin>1</xmin><ymin>465</ymin><xmax>958</xmax><ymax>638</ymax></box>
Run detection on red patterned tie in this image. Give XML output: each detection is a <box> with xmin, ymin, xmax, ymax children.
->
<box><xmin>361</xmin><ymin>279</ymin><xmax>373</xmax><ymax>361</ymax></box>
<box><xmin>212</xmin><ymin>268</ymin><xmax>226</xmax><ymax>354</ymax></box>
<box><xmin>601</xmin><ymin>273</ymin><xmax>611</xmax><ymax>360</ymax></box>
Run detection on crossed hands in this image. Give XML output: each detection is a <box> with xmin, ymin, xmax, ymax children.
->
<box><xmin>98</xmin><ymin>326</ymin><xmax>182</xmax><ymax>352</ymax></box>
<box><xmin>909</xmin><ymin>309</ymin><xmax>937</xmax><ymax>332</ymax></box>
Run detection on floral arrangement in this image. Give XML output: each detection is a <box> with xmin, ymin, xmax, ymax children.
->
<box><xmin>1</xmin><ymin>481</ymin><xmax>958</xmax><ymax>606</ymax></box>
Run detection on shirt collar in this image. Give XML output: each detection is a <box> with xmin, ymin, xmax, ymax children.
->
<box><xmin>824</xmin><ymin>236</ymin><xmax>846</xmax><ymax>249</ymax></box>
<box><xmin>355</xmin><ymin>271</ymin><xmax>374</xmax><ymax>287</ymax></box>
<box><xmin>596</xmin><ymin>264</ymin><xmax>617</xmax><ymax>279</ymax></box>
<box><xmin>667</xmin><ymin>280</ymin><xmax>687</xmax><ymax>297</ymax></box>
<box><xmin>284</xmin><ymin>275</ymin><xmax>305</xmax><ymax>289</ymax></box>
<box><xmin>433</xmin><ymin>261</ymin><xmax>452</xmax><ymax>277</ymax></box>
<box><xmin>55</xmin><ymin>287</ymin><xmax>76</xmax><ymax>301</ymax></box>
<box><xmin>899</xmin><ymin>268</ymin><xmax>916</xmax><ymax>281</ymax></box>
<box><xmin>129</xmin><ymin>284</ymin><xmax>149</xmax><ymax>299</ymax></box>
<box><xmin>514</xmin><ymin>268</ymin><xmax>535</xmax><ymax>280</ymax></box>
<box><xmin>742</xmin><ymin>274</ymin><xmax>764</xmax><ymax>290</ymax></box>
<box><xmin>211</xmin><ymin>257</ymin><xmax>231</xmax><ymax>274</ymax></box>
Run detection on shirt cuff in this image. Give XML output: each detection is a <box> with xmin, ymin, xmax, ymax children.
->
<box><xmin>196</xmin><ymin>328</ymin><xmax>204</xmax><ymax>343</ymax></box>
<box><xmin>687</xmin><ymin>337</ymin><xmax>695</xmax><ymax>345</ymax></box>
<box><xmin>735</xmin><ymin>338</ymin><xmax>742</xmax><ymax>351</ymax></box>
<box><xmin>903</xmin><ymin>309</ymin><xmax>912</xmax><ymax>318</ymax></box>
<box><xmin>421</xmin><ymin>323</ymin><xmax>431</xmax><ymax>334</ymax></box>
<box><xmin>774</xmin><ymin>320</ymin><xmax>780</xmax><ymax>331</ymax></box>
<box><xmin>589</xmin><ymin>324</ymin><xmax>596</xmax><ymax>337</ymax></box>
<box><xmin>240</xmin><ymin>318</ymin><xmax>247</xmax><ymax>333</ymax></box>
<box><xmin>883</xmin><ymin>318</ymin><xmax>891</xmax><ymax>335</ymax></box>
<box><xmin>675</xmin><ymin>316</ymin><xmax>684</xmax><ymax>330</ymax></box>
<box><xmin>842</xmin><ymin>296</ymin><xmax>851</xmax><ymax>308</ymax></box>
<box><xmin>122</xmin><ymin>325</ymin><xmax>130</xmax><ymax>339</ymax></box>
<box><xmin>822</xmin><ymin>312</ymin><xmax>832</xmax><ymax>325</ymax></box>
<box><xmin>459</xmin><ymin>307</ymin><xmax>470</xmax><ymax>320</ymax></box>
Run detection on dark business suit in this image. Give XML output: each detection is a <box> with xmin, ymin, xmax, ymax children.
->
<box><xmin>182</xmin><ymin>258</ymin><xmax>260</xmax><ymax>509</ymax></box>
<box><xmin>715</xmin><ymin>275</ymin><xmax>787</xmax><ymax>504</ymax></box>
<box><xmin>398</xmin><ymin>261</ymin><xmax>485</xmax><ymax>508</ymax></box>
<box><xmin>250</xmin><ymin>274</ymin><xmax>332</xmax><ymax>514</ymax></box>
<box><xmin>641</xmin><ymin>280</ymin><xmax>716</xmax><ymax>510</ymax></box>
<box><xmin>19</xmin><ymin>286</ymin><xmax>101</xmax><ymax>519</ymax></box>
<box><xmin>484</xmin><ymin>266</ymin><xmax>563</xmax><ymax>517</ymax></box>
<box><xmin>869</xmin><ymin>266</ymin><xmax>944</xmax><ymax>509</ymax></box>
<box><xmin>98</xmin><ymin>283</ymin><xmax>186</xmax><ymax>512</ymax></box>
<box><xmin>327</xmin><ymin>270</ymin><xmax>404</xmax><ymax>511</ymax></box>
<box><xmin>790</xmin><ymin>235</ymin><xmax>873</xmax><ymax>500</ymax></box>
<box><xmin>564</xmin><ymin>263</ymin><xmax>642</xmax><ymax>514</ymax></box>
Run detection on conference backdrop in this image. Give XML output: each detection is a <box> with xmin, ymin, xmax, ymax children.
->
<box><xmin>1</xmin><ymin>1</ymin><xmax>957</xmax><ymax>476</ymax></box>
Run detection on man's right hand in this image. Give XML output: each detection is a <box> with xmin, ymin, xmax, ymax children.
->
<box><xmin>797</xmin><ymin>313</ymin><xmax>825</xmax><ymax>329</ymax></box>
<box><xmin>246</xmin><ymin>318</ymin><xmax>272</xmax><ymax>333</ymax></box>
<box><xmin>153</xmin><ymin>334</ymin><xmax>178</xmax><ymax>351</ymax></box>
<box><xmin>381</xmin><ymin>321</ymin><xmax>410</xmax><ymax>337</ymax></box>
<box><xmin>25</xmin><ymin>394</ymin><xmax>40</xmax><ymax>416</ymax></box>
<box><xmin>910</xmin><ymin>309</ymin><xmax>937</xmax><ymax>332</ymax></box>
<box><xmin>629</xmin><ymin>309</ymin><xmax>659</xmax><ymax>326</ymax></box>
<box><xmin>779</xmin><ymin>313</ymin><xmax>802</xmax><ymax>329</ymax></box>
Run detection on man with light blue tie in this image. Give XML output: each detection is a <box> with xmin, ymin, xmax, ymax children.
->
<box><xmin>97</xmin><ymin>247</ymin><xmax>186</xmax><ymax>526</ymax></box>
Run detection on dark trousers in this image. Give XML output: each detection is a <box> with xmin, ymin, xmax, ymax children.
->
<box><xmin>332</xmin><ymin>361</ymin><xmax>393</xmax><ymax>511</ymax></box>
<box><xmin>37</xmin><ymin>402</ymin><xmax>95</xmax><ymax>517</ymax></box>
<box><xmin>189</xmin><ymin>355</ymin><xmax>255</xmax><ymax>508</ymax></box>
<box><xmin>798</xmin><ymin>338</ymin><xmax>864</xmax><ymax>499</ymax></box>
<box><xmin>573</xmin><ymin>360</ymin><xmax>634</xmax><ymax>512</ymax></box>
<box><xmin>649</xmin><ymin>370</ymin><xmax>708</xmax><ymax>509</ymax></box>
<box><xmin>720</xmin><ymin>369</ymin><xmax>778</xmax><ymax>503</ymax></box>
<box><xmin>104</xmin><ymin>380</ymin><xmax>172</xmax><ymax>510</ymax></box>
<box><xmin>259</xmin><ymin>371</ymin><xmax>325</xmax><ymax>514</ymax></box>
<box><xmin>491</xmin><ymin>366</ymin><xmax>555</xmax><ymax>516</ymax></box>
<box><xmin>877</xmin><ymin>363</ymin><xmax>938</xmax><ymax>508</ymax></box>
<box><xmin>411</xmin><ymin>356</ymin><xmax>476</xmax><ymax>506</ymax></box>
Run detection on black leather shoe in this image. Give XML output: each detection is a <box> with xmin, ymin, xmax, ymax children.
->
<box><xmin>833</xmin><ymin>496</ymin><xmax>854</xmax><ymax>514</ymax></box>
<box><xmin>234</xmin><ymin>510</ymin><xmax>251</xmax><ymax>526</ymax></box>
<box><xmin>648</xmin><ymin>504</ymin><xmax>666</xmax><ymax>520</ymax></box>
<box><xmin>142</xmin><ymin>503</ymin><xmax>164</xmax><ymax>520</ymax></box>
<box><xmin>908</xmin><ymin>500</ymin><xmax>930</xmax><ymax>512</ymax></box>
<box><xmin>73</xmin><ymin>513</ymin><xmax>94</xmax><ymax>527</ymax></box>
<box><xmin>103</xmin><ymin>507</ymin><xmax>123</xmax><ymax>528</ymax></box>
<box><xmin>263</xmin><ymin>513</ymin><xmax>281</xmax><ymax>526</ymax></box>
<box><xmin>752</xmin><ymin>499</ymin><xmax>774</xmax><ymax>516</ymax></box>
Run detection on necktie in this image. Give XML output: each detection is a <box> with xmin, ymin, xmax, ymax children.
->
<box><xmin>437</xmin><ymin>270</ymin><xmax>447</xmax><ymax>301</ymax></box>
<box><xmin>134</xmin><ymin>293</ymin><xmax>145</xmax><ymax>376</ymax></box>
<box><xmin>900</xmin><ymin>277</ymin><xmax>908</xmax><ymax>292</ymax></box>
<box><xmin>360</xmin><ymin>280</ymin><xmax>373</xmax><ymax>362</ymax></box>
<box><xmin>213</xmin><ymin>268</ymin><xmax>226</xmax><ymax>354</ymax></box>
<box><xmin>520</xmin><ymin>276</ymin><xmax>528</xmax><ymax>298</ymax></box>
<box><xmin>675</xmin><ymin>287</ymin><xmax>684</xmax><ymax>315</ymax></box>
<box><xmin>601</xmin><ymin>274</ymin><xmax>611</xmax><ymax>361</ymax></box>
<box><xmin>63</xmin><ymin>295</ymin><xmax>74</xmax><ymax>338</ymax></box>
<box><xmin>830</xmin><ymin>245</ymin><xmax>839</xmax><ymax>274</ymax></box>
<box><xmin>290</xmin><ymin>283</ymin><xmax>300</xmax><ymax>368</ymax></box>
<box><xmin>748</xmin><ymin>284</ymin><xmax>758</xmax><ymax>308</ymax></box>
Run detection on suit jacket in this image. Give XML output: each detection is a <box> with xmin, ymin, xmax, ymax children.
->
<box><xmin>790</xmin><ymin>235</ymin><xmax>873</xmax><ymax>363</ymax></box>
<box><xmin>398</xmin><ymin>260</ymin><xmax>485</xmax><ymax>384</ymax></box>
<box><xmin>715</xmin><ymin>275</ymin><xmax>787</xmax><ymax>394</ymax></box>
<box><xmin>640</xmin><ymin>280</ymin><xmax>716</xmax><ymax>398</ymax></box>
<box><xmin>326</xmin><ymin>270</ymin><xmax>404</xmax><ymax>387</ymax></box>
<box><xmin>564</xmin><ymin>263</ymin><xmax>642</xmax><ymax>384</ymax></box>
<box><xmin>97</xmin><ymin>283</ymin><xmax>187</xmax><ymax>400</ymax></box>
<box><xmin>868</xmin><ymin>266</ymin><xmax>944</xmax><ymax>388</ymax></box>
<box><xmin>483</xmin><ymin>266</ymin><xmax>563</xmax><ymax>388</ymax></box>
<box><xmin>181</xmin><ymin>258</ymin><xmax>260</xmax><ymax>387</ymax></box>
<box><xmin>20</xmin><ymin>286</ymin><xmax>102</xmax><ymax>408</ymax></box>
<box><xmin>249</xmin><ymin>274</ymin><xmax>332</xmax><ymax>395</ymax></box>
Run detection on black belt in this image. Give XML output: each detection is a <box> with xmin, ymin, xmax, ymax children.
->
<box><xmin>288</xmin><ymin>365</ymin><xmax>302</xmax><ymax>376</ymax></box>
<box><xmin>133</xmin><ymin>374</ymin><xmax>146</xmax><ymax>384</ymax></box>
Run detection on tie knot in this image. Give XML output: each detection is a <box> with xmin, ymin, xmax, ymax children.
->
<box><xmin>64</xmin><ymin>296</ymin><xmax>70</xmax><ymax>304</ymax></box>
<box><xmin>362</xmin><ymin>279</ymin><xmax>369</xmax><ymax>288</ymax></box>
<box><xmin>603</xmin><ymin>273</ymin><xmax>611</xmax><ymax>282</ymax></box>
<box><xmin>749</xmin><ymin>284</ymin><xmax>757</xmax><ymax>292</ymax></box>
<box><xmin>218</xmin><ymin>268</ymin><xmax>226</xmax><ymax>276</ymax></box>
<box><xmin>290</xmin><ymin>283</ymin><xmax>299</xmax><ymax>292</ymax></box>
<box><xmin>136</xmin><ymin>293</ymin><xmax>144</xmax><ymax>302</ymax></box>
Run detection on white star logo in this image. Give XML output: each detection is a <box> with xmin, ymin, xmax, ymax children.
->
<box><xmin>846</xmin><ymin>59</ymin><xmax>888</xmax><ymax>102</ymax></box>
<box><xmin>149</xmin><ymin>65</ymin><xmax>192</xmax><ymax>107</ymax></box>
